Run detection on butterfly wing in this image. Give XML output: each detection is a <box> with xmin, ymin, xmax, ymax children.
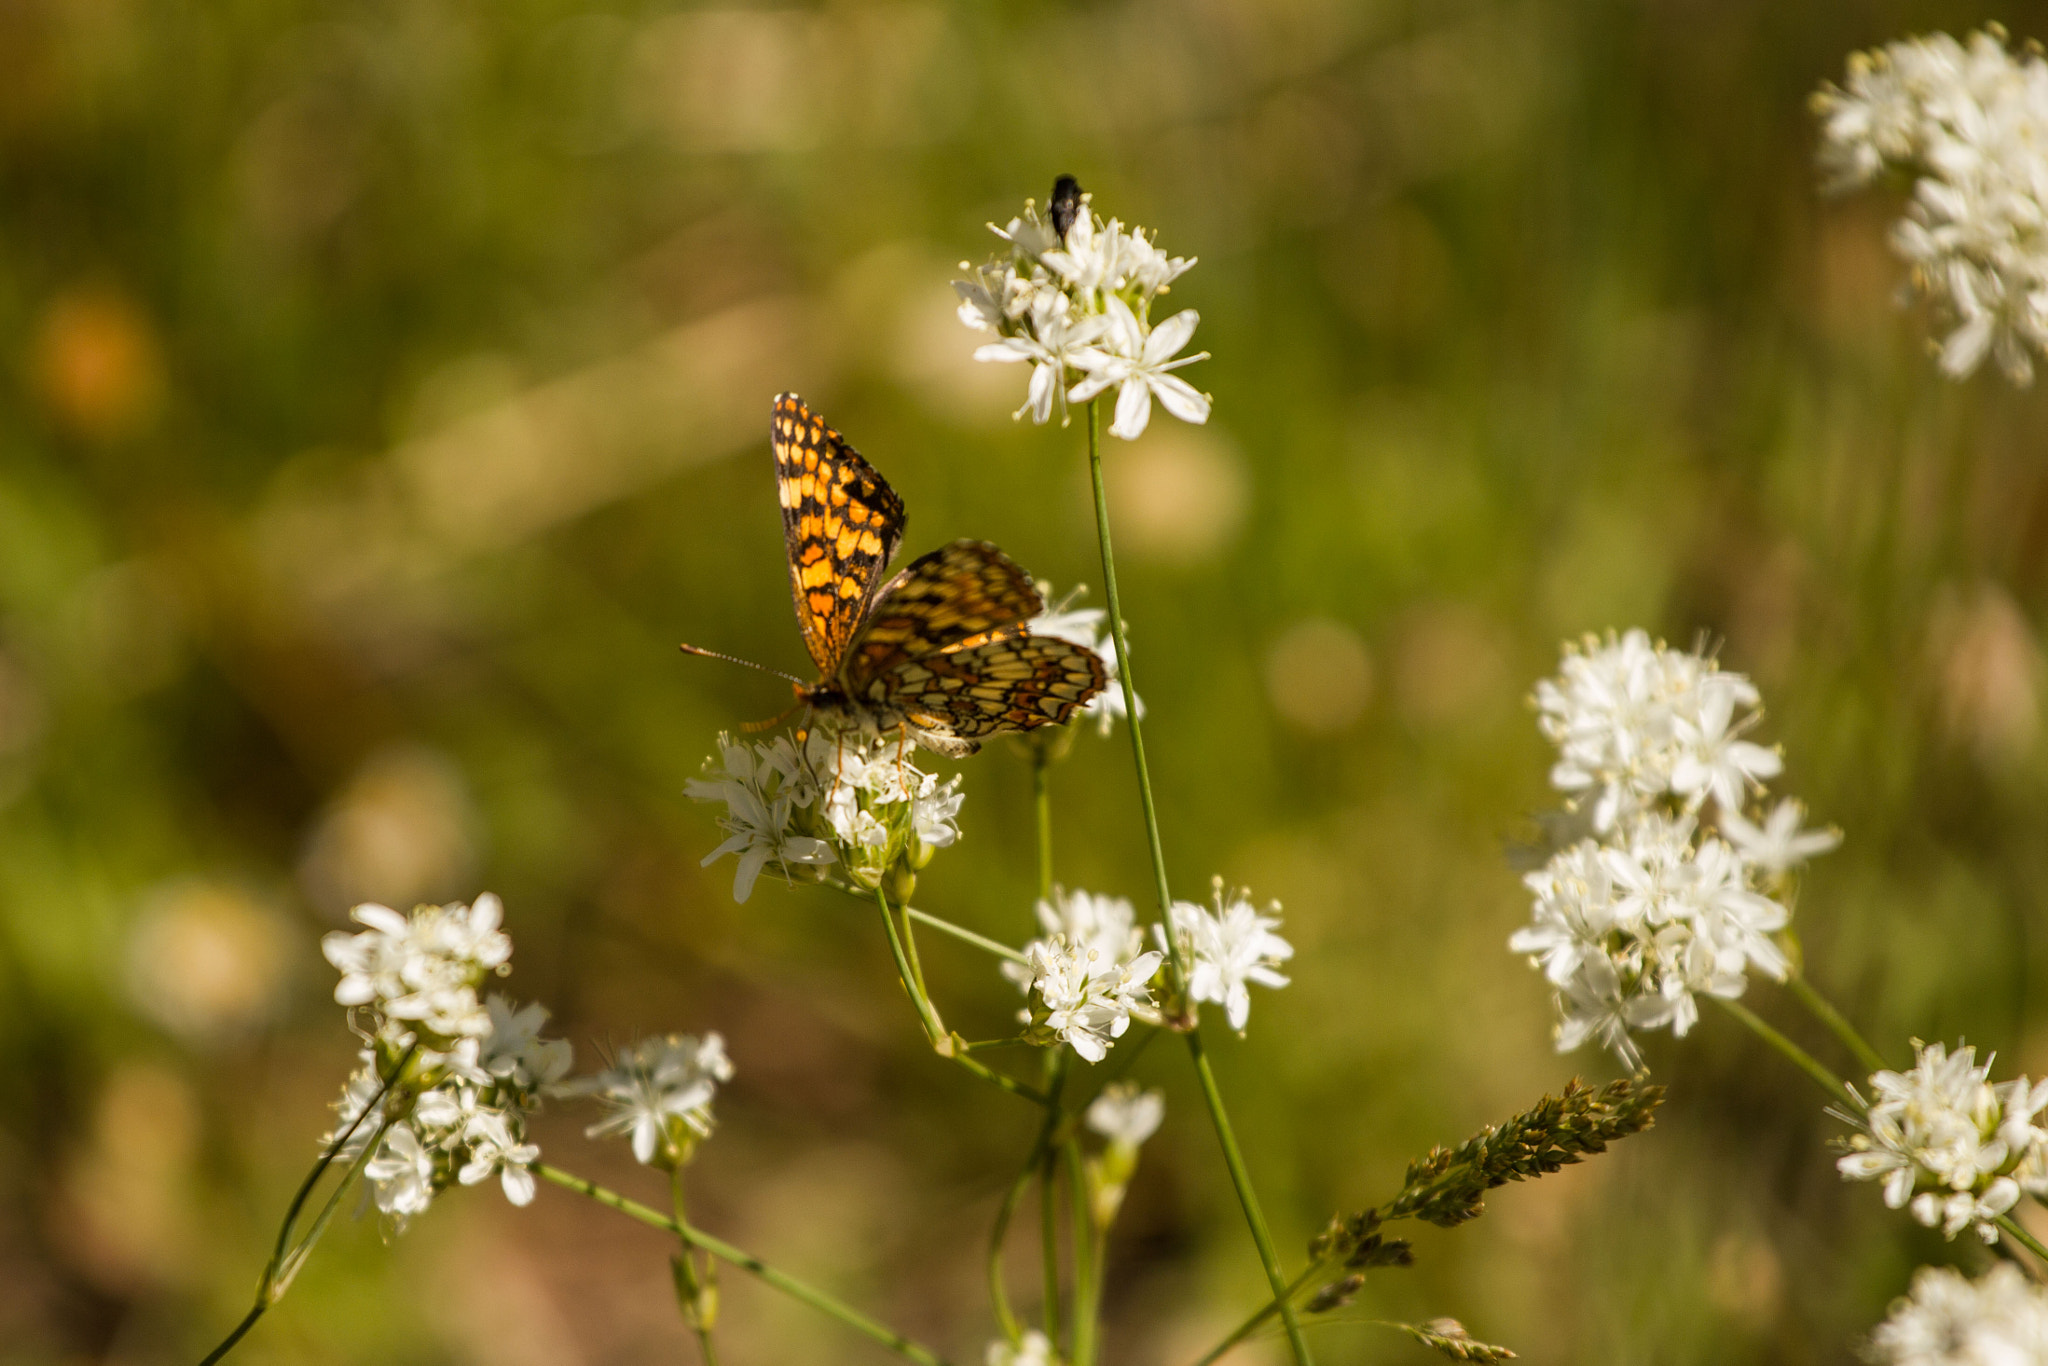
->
<box><xmin>867</xmin><ymin>633</ymin><xmax>1110</xmax><ymax>755</ymax></box>
<box><xmin>773</xmin><ymin>394</ymin><xmax>906</xmax><ymax>677</ymax></box>
<box><xmin>842</xmin><ymin>539</ymin><xmax>1044</xmax><ymax>688</ymax></box>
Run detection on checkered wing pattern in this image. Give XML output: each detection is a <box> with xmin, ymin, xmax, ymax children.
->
<box><xmin>842</xmin><ymin>540</ymin><xmax>1044</xmax><ymax>688</ymax></box>
<box><xmin>871</xmin><ymin>634</ymin><xmax>1110</xmax><ymax>749</ymax></box>
<box><xmin>773</xmin><ymin>393</ymin><xmax>906</xmax><ymax>677</ymax></box>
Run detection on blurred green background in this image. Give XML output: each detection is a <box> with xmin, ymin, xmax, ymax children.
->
<box><xmin>6</xmin><ymin>0</ymin><xmax>2048</xmax><ymax>1362</ymax></box>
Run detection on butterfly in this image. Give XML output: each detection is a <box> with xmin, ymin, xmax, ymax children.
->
<box><xmin>685</xmin><ymin>394</ymin><xmax>1109</xmax><ymax>757</ymax></box>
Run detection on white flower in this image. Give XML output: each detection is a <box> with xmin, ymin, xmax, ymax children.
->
<box><xmin>1670</xmin><ymin>676</ymin><xmax>1782</xmax><ymax>813</ymax></box>
<box><xmin>1068</xmin><ymin>298</ymin><xmax>1212</xmax><ymax>441</ymax></box>
<box><xmin>1030</xmin><ymin>586</ymin><xmax>1140</xmax><ymax>735</ymax></box>
<box><xmin>688</xmin><ymin>734</ymin><xmax>837</xmax><ymax>903</ymax></box>
<box><xmin>457</xmin><ymin>1109</ymin><xmax>540</xmax><ymax>1207</ymax></box>
<box><xmin>1087</xmin><ymin>1082</ymin><xmax>1165</xmax><ymax>1148</ymax></box>
<box><xmin>321</xmin><ymin>895</ymin><xmax>512</xmax><ymax>1042</ymax></box>
<box><xmin>911</xmin><ymin>774</ymin><xmax>965</xmax><ymax>850</ymax></box>
<box><xmin>986</xmin><ymin>1330</ymin><xmax>1056</xmax><ymax>1366</ymax></box>
<box><xmin>576</xmin><ymin>1033</ymin><xmax>734</xmax><ymax>1167</ymax></box>
<box><xmin>1866</xmin><ymin>1263</ymin><xmax>2048</xmax><ymax>1365</ymax></box>
<box><xmin>1166</xmin><ymin>881</ymin><xmax>1293</xmax><ymax>1032</ymax></box>
<box><xmin>365</xmin><ymin>1122</ymin><xmax>438</xmax><ymax>1220</ymax></box>
<box><xmin>1837</xmin><ymin>1040</ymin><xmax>2048</xmax><ymax>1243</ymax></box>
<box><xmin>974</xmin><ymin>294</ymin><xmax>1107</xmax><ymax>425</ymax></box>
<box><xmin>1720</xmin><ymin>798</ymin><xmax>1843</xmax><ymax>875</ymax></box>
<box><xmin>1814</xmin><ymin>29</ymin><xmax>2048</xmax><ymax>385</ymax></box>
<box><xmin>479</xmin><ymin>995</ymin><xmax>574</xmax><ymax>1089</ymax></box>
<box><xmin>1025</xmin><ymin>934</ymin><xmax>1163</xmax><ymax>1063</ymax></box>
<box><xmin>956</xmin><ymin>186</ymin><xmax>1211</xmax><ymax>436</ymax></box>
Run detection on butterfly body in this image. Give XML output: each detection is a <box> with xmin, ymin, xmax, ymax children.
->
<box><xmin>766</xmin><ymin>394</ymin><xmax>1106</xmax><ymax>757</ymax></box>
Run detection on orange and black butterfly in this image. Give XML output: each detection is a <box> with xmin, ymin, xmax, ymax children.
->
<box><xmin>685</xmin><ymin>394</ymin><xmax>1108</xmax><ymax>757</ymax></box>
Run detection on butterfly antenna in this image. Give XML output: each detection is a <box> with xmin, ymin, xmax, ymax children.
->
<box><xmin>678</xmin><ymin>642</ymin><xmax>806</xmax><ymax>686</ymax></box>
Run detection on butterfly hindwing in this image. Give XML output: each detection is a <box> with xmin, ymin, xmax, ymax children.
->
<box><xmin>773</xmin><ymin>393</ymin><xmax>906</xmax><ymax>677</ymax></box>
<box><xmin>842</xmin><ymin>540</ymin><xmax>1044</xmax><ymax>688</ymax></box>
<box><xmin>869</xmin><ymin>633</ymin><xmax>1110</xmax><ymax>747</ymax></box>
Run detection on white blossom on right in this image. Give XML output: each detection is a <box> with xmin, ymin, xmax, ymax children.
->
<box><xmin>573</xmin><ymin>1032</ymin><xmax>735</xmax><ymax>1169</ymax></box>
<box><xmin>1164</xmin><ymin>878</ymin><xmax>1294</xmax><ymax>1032</ymax></box>
<box><xmin>1813</xmin><ymin>28</ymin><xmax>2048</xmax><ymax>384</ymax></box>
<box><xmin>956</xmin><ymin>178</ymin><xmax>1209</xmax><ymax>439</ymax></box>
<box><xmin>1511</xmin><ymin>633</ymin><xmax>1838</xmax><ymax>1069</ymax></box>
<box><xmin>1864</xmin><ymin>1263</ymin><xmax>2048</xmax><ymax>1365</ymax></box>
<box><xmin>1836</xmin><ymin>1040</ymin><xmax>2048</xmax><ymax>1243</ymax></box>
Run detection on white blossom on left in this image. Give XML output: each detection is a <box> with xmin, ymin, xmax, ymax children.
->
<box><xmin>319</xmin><ymin>895</ymin><xmax>570</xmax><ymax>1229</ymax></box>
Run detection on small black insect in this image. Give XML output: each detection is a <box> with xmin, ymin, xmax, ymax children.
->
<box><xmin>1049</xmin><ymin>175</ymin><xmax>1083</xmax><ymax>241</ymax></box>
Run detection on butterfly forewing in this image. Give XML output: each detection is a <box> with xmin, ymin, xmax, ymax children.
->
<box><xmin>843</xmin><ymin>539</ymin><xmax>1044</xmax><ymax>688</ymax></box>
<box><xmin>773</xmin><ymin>393</ymin><xmax>906</xmax><ymax>677</ymax></box>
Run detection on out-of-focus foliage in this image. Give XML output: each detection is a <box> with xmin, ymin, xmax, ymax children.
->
<box><xmin>4</xmin><ymin>1</ymin><xmax>2048</xmax><ymax>1363</ymax></box>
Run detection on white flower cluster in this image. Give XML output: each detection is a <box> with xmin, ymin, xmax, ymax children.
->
<box><xmin>1165</xmin><ymin>879</ymin><xmax>1295</xmax><ymax>1033</ymax></box>
<box><xmin>1837</xmin><ymin>1040</ymin><xmax>2048</xmax><ymax>1243</ymax></box>
<box><xmin>1085</xmin><ymin>1081</ymin><xmax>1167</xmax><ymax>1229</ymax></box>
<box><xmin>321</xmin><ymin>897</ymin><xmax>571</xmax><ymax>1224</ymax></box>
<box><xmin>1813</xmin><ymin>28</ymin><xmax>2048</xmax><ymax>384</ymax></box>
<box><xmin>1512</xmin><ymin>632</ymin><xmax>1839</xmax><ymax>1069</ymax></box>
<box><xmin>1031</xmin><ymin>584</ymin><xmax>1139</xmax><ymax>737</ymax></box>
<box><xmin>956</xmin><ymin>183</ymin><xmax>1210</xmax><ymax>439</ymax></box>
<box><xmin>1010</xmin><ymin>887</ymin><xmax>1163</xmax><ymax>1063</ymax></box>
<box><xmin>687</xmin><ymin>725</ymin><xmax>965</xmax><ymax>902</ymax></box>
<box><xmin>1865</xmin><ymin>1263</ymin><xmax>2048</xmax><ymax>1365</ymax></box>
<box><xmin>572</xmin><ymin>1032</ymin><xmax>734</xmax><ymax>1169</ymax></box>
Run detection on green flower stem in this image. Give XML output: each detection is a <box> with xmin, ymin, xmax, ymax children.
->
<box><xmin>1997</xmin><ymin>1214</ymin><xmax>2048</xmax><ymax>1264</ymax></box>
<box><xmin>1190</xmin><ymin>1262</ymin><xmax>1323</xmax><ymax>1366</ymax></box>
<box><xmin>1082</xmin><ymin>401</ymin><xmax>1183</xmax><ymax>991</ymax></box>
<box><xmin>1041</xmin><ymin>1143</ymin><xmax>1064</xmax><ymax>1345</ymax></box>
<box><xmin>904</xmin><ymin>906</ymin><xmax>1028</xmax><ymax>965</ymax></box>
<box><xmin>989</xmin><ymin>1058</ymin><xmax>1069</xmax><ymax>1344</ymax></box>
<box><xmin>199</xmin><ymin>1045</ymin><xmax>414</xmax><ymax>1366</ymax></box>
<box><xmin>1033</xmin><ymin>748</ymin><xmax>1054</xmax><ymax>901</ymax></box>
<box><xmin>1083</xmin><ymin>399</ymin><xmax>1313</xmax><ymax>1366</ymax></box>
<box><xmin>1064</xmin><ymin>1136</ymin><xmax>1098</xmax><ymax>1366</ymax></box>
<box><xmin>1784</xmin><ymin>972</ymin><xmax>1888</xmax><ymax>1078</ymax></box>
<box><xmin>1714</xmin><ymin>996</ymin><xmax>1858</xmax><ymax>1108</ymax></box>
<box><xmin>535</xmin><ymin>1163</ymin><xmax>951</xmax><ymax>1366</ymax></box>
<box><xmin>875</xmin><ymin>883</ymin><xmax>949</xmax><ymax>1046</ymax></box>
<box><xmin>671</xmin><ymin>1168</ymin><xmax>720</xmax><ymax>1366</ymax></box>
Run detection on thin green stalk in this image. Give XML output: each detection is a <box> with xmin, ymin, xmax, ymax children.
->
<box><xmin>900</xmin><ymin>895</ymin><xmax>934</xmax><ymax>1004</ymax></box>
<box><xmin>905</xmin><ymin>906</ymin><xmax>1027</xmax><ymax>965</ymax></box>
<box><xmin>1999</xmin><ymin>1214</ymin><xmax>2048</xmax><ymax>1265</ymax></box>
<box><xmin>1083</xmin><ymin>401</ymin><xmax>1183</xmax><ymax>990</ymax></box>
<box><xmin>1041</xmin><ymin>1145</ymin><xmax>1064</xmax><ymax>1345</ymax></box>
<box><xmin>1042</xmin><ymin>1053</ymin><xmax>1072</xmax><ymax>1344</ymax></box>
<box><xmin>1083</xmin><ymin>398</ymin><xmax>1312</xmax><ymax>1366</ymax></box>
<box><xmin>535</xmin><ymin>1164</ymin><xmax>950</xmax><ymax>1366</ymax></box>
<box><xmin>1186</xmin><ymin>1031</ymin><xmax>1312</xmax><ymax>1362</ymax></box>
<box><xmin>1190</xmin><ymin>1262</ymin><xmax>1323</xmax><ymax>1366</ymax></box>
<box><xmin>875</xmin><ymin>883</ymin><xmax>948</xmax><ymax>1045</ymax></box>
<box><xmin>1714</xmin><ymin>996</ymin><xmax>1858</xmax><ymax>1108</ymax></box>
<box><xmin>1065</xmin><ymin>1137</ymin><xmax>1098</xmax><ymax>1366</ymax></box>
<box><xmin>1033</xmin><ymin>749</ymin><xmax>1054</xmax><ymax>902</ymax></box>
<box><xmin>671</xmin><ymin>1168</ymin><xmax>720</xmax><ymax>1366</ymax></box>
<box><xmin>200</xmin><ymin>1045</ymin><xmax>414</xmax><ymax>1366</ymax></box>
<box><xmin>1784</xmin><ymin>972</ymin><xmax>1887</xmax><ymax>1078</ymax></box>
